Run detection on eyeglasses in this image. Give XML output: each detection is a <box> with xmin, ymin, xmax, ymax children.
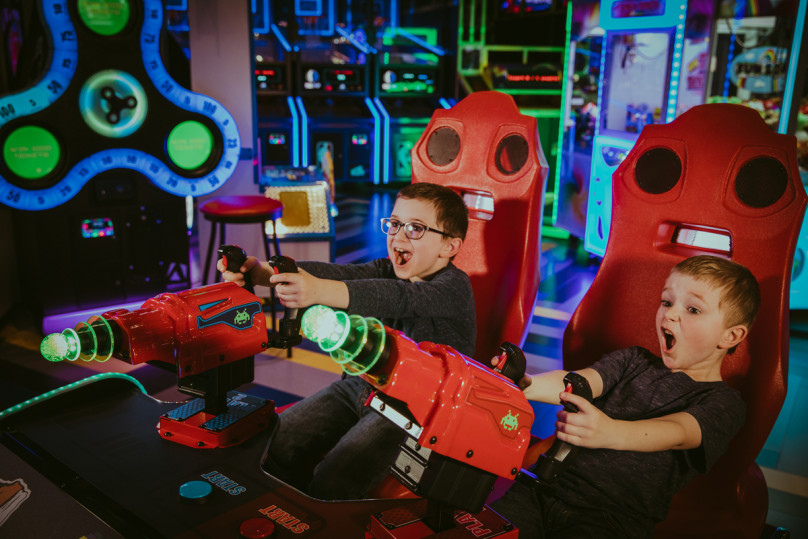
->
<box><xmin>380</xmin><ymin>218</ymin><xmax>450</xmax><ymax>240</ymax></box>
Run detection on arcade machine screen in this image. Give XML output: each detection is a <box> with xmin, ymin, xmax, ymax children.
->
<box><xmin>601</xmin><ymin>31</ymin><xmax>673</xmax><ymax>134</ymax></box>
<box><xmin>374</xmin><ymin>26</ymin><xmax>445</xmax><ymax>183</ymax></box>
<box><xmin>707</xmin><ymin>16</ymin><xmax>791</xmax><ymax>130</ymax></box>
<box><xmin>254</xmin><ymin>30</ymin><xmax>296</xmax><ymax>169</ymax></box>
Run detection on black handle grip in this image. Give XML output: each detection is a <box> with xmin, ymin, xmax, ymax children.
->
<box><xmin>267</xmin><ymin>255</ymin><xmax>302</xmax><ymax>348</ymax></box>
<box><xmin>268</xmin><ymin>255</ymin><xmax>298</xmax><ymax>276</ymax></box>
<box><xmin>527</xmin><ymin>371</ymin><xmax>594</xmax><ymax>491</ymax></box>
<box><xmin>218</xmin><ymin>245</ymin><xmax>253</xmax><ymax>293</ymax></box>
<box><xmin>494</xmin><ymin>341</ymin><xmax>527</xmax><ymax>385</ymax></box>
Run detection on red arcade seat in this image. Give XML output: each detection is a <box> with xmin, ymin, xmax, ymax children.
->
<box><xmin>411</xmin><ymin>90</ymin><xmax>549</xmax><ymax>361</ymax></box>
<box><xmin>370</xmin><ymin>91</ymin><xmax>548</xmax><ymax>500</ymax></box>
<box><xmin>562</xmin><ymin>104</ymin><xmax>806</xmax><ymax>537</ymax></box>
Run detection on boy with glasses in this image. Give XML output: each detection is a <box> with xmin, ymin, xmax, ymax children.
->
<box><xmin>219</xmin><ymin>182</ymin><xmax>474</xmax><ymax>500</ymax></box>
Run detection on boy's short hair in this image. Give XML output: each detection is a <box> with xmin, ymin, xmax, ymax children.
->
<box><xmin>672</xmin><ymin>255</ymin><xmax>761</xmax><ymax>329</ymax></box>
<box><xmin>398</xmin><ymin>182</ymin><xmax>469</xmax><ymax>240</ymax></box>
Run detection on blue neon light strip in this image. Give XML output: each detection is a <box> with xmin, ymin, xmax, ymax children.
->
<box><xmin>394</xmin><ymin>28</ymin><xmax>445</xmax><ymax>56</ymax></box>
<box><xmin>778</xmin><ymin>0</ymin><xmax>807</xmax><ymax>134</ymax></box>
<box><xmin>438</xmin><ymin>98</ymin><xmax>453</xmax><ymax>109</ymax></box>
<box><xmin>271</xmin><ymin>23</ymin><xmax>292</xmax><ymax>53</ymax></box>
<box><xmin>295</xmin><ymin>97</ymin><xmax>310</xmax><ymax>166</ymax></box>
<box><xmin>666</xmin><ymin>0</ymin><xmax>688</xmax><ymax>121</ymax></box>
<box><xmin>599</xmin><ymin>0</ymin><xmax>683</xmax><ymax>30</ymax></box>
<box><xmin>140</xmin><ymin>0</ymin><xmax>240</xmax><ymax>197</ymax></box>
<box><xmin>287</xmin><ymin>96</ymin><xmax>300</xmax><ymax>167</ymax></box>
<box><xmin>335</xmin><ymin>26</ymin><xmax>377</xmax><ymax>54</ymax></box>
<box><xmin>365</xmin><ymin>97</ymin><xmax>382</xmax><ymax>185</ymax></box>
<box><xmin>373</xmin><ymin>97</ymin><xmax>391</xmax><ymax>184</ymax></box>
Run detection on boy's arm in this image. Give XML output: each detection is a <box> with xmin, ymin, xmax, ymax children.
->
<box><xmin>556</xmin><ymin>393</ymin><xmax>702</xmax><ymax>451</ymax></box>
<box><xmin>269</xmin><ymin>267</ymin><xmax>350</xmax><ymax>309</ymax></box>
<box><xmin>521</xmin><ymin>367</ymin><xmax>604</xmax><ymax>404</ymax></box>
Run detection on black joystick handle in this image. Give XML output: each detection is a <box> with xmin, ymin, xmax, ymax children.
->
<box><xmin>516</xmin><ymin>371</ymin><xmax>593</xmax><ymax>493</ymax></box>
<box><xmin>494</xmin><ymin>341</ymin><xmax>527</xmax><ymax>385</ymax></box>
<box><xmin>268</xmin><ymin>255</ymin><xmax>302</xmax><ymax>348</ymax></box>
<box><xmin>218</xmin><ymin>245</ymin><xmax>253</xmax><ymax>294</ymax></box>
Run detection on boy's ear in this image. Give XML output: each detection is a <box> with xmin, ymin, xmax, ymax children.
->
<box><xmin>719</xmin><ymin>324</ymin><xmax>749</xmax><ymax>350</ymax></box>
<box><xmin>440</xmin><ymin>237</ymin><xmax>463</xmax><ymax>258</ymax></box>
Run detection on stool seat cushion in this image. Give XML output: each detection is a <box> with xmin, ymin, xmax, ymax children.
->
<box><xmin>200</xmin><ymin>195</ymin><xmax>283</xmax><ymax>223</ymax></box>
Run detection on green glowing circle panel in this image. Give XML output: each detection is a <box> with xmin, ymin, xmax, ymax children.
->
<box><xmin>78</xmin><ymin>0</ymin><xmax>131</xmax><ymax>36</ymax></box>
<box><xmin>79</xmin><ymin>69</ymin><xmax>148</xmax><ymax>138</ymax></box>
<box><xmin>2</xmin><ymin>126</ymin><xmax>61</xmax><ymax>180</ymax></box>
<box><xmin>166</xmin><ymin>121</ymin><xmax>214</xmax><ymax>170</ymax></box>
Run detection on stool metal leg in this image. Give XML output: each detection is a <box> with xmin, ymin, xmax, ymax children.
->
<box><xmin>203</xmin><ymin>219</ymin><xmax>218</xmax><ymax>285</ymax></box>
<box><xmin>216</xmin><ymin>222</ymin><xmax>226</xmax><ymax>282</ymax></box>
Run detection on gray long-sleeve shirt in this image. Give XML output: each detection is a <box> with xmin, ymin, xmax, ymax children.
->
<box><xmin>298</xmin><ymin>259</ymin><xmax>476</xmax><ymax>357</ymax></box>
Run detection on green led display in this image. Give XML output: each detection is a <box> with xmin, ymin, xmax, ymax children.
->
<box><xmin>78</xmin><ymin>0</ymin><xmax>131</xmax><ymax>36</ymax></box>
<box><xmin>2</xmin><ymin>126</ymin><xmax>61</xmax><ymax>180</ymax></box>
<box><xmin>166</xmin><ymin>120</ymin><xmax>214</xmax><ymax>170</ymax></box>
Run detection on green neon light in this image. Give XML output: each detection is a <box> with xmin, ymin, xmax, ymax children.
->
<box><xmin>2</xmin><ymin>126</ymin><xmax>61</xmax><ymax>180</ymax></box>
<box><xmin>166</xmin><ymin>120</ymin><xmax>214</xmax><ymax>170</ymax></box>
<box><xmin>77</xmin><ymin>0</ymin><xmax>131</xmax><ymax>36</ymax></box>
<box><xmin>301</xmin><ymin>305</ymin><xmax>387</xmax><ymax>376</ymax></box>
<box><xmin>0</xmin><ymin>373</ymin><xmax>147</xmax><ymax>422</ymax></box>
<box><xmin>552</xmin><ymin>2</ymin><xmax>574</xmax><ymax>227</ymax></box>
<box><xmin>40</xmin><ymin>316</ymin><xmax>115</xmax><ymax>363</ymax></box>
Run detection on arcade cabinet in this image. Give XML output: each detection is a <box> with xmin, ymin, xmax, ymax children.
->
<box><xmin>372</xmin><ymin>26</ymin><xmax>454</xmax><ymax>184</ymax></box>
<box><xmin>554</xmin><ymin>0</ymin><xmax>602</xmax><ymax>239</ymax></box>
<box><xmin>583</xmin><ymin>0</ymin><xmax>806</xmax><ymax>257</ymax></box>
<box><xmin>457</xmin><ymin>0</ymin><xmax>567</xmax><ymax>235</ymax></box>
<box><xmin>287</xmin><ymin>0</ymin><xmax>381</xmax><ymax>186</ymax></box>
<box><xmin>254</xmin><ymin>23</ymin><xmax>300</xmax><ymax>171</ymax></box>
<box><xmin>0</xmin><ymin>0</ymin><xmax>248</xmax><ymax>330</ymax></box>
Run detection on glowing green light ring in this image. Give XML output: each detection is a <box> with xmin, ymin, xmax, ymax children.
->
<box><xmin>75</xmin><ymin>321</ymin><xmax>98</xmax><ymax>362</ymax></box>
<box><xmin>0</xmin><ymin>373</ymin><xmax>147</xmax><ymax>422</ymax></box>
<box><xmin>331</xmin><ymin>315</ymin><xmax>369</xmax><ymax>365</ymax></box>
<box><xmin>339</xmin><ymin>317</ymin><xmax>386</xmax><ymax>376</ymax></box>
<box><xmin>60</xmin><ymin>328</ymin><xmax>81</xmax><ymax>361</ymax></box>
<box><xmin>88</xmin><ymin>315</ymin><xmax>114</xmax><ymax>362</ymax></box>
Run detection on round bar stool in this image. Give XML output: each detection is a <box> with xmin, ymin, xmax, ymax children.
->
<box><xmin>199</xmin><ymin>195</ymin><xmax>284</xmax><ymax>286</ymax></box>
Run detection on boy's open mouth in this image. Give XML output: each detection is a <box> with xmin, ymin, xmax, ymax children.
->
<box><xmin>663</xmin><ymin>329</ymin><xmax>676</xmax><ymax>351</ymax></box>
<box><xmin>394</xmin><ymin>247</ymin><xmax>412</xmax><ymax>266</ymax></box>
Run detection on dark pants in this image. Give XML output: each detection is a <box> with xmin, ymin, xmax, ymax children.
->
<box><xmin>264</xmin><ymin>376</ymin><xmax>405</xmax><ymax>500</ymax></box>
<box><xmin>489</xmin><ymin>481</ymin><xmax>637</xmax><ymax>539</ymax></box>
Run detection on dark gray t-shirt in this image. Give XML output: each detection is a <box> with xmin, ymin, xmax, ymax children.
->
<box><xmin>555</xmin><ymin>346</ymin><xmax>746</xmax><ymax>535</ymax></box>
<box><xmin>298</xmin><ymin>259</ymin><xmax>476</xmax><ymax>357</ymax></box>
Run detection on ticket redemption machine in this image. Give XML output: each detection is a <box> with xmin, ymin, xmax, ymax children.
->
<box><xmin>583</xmin><ymin>0</ymin><xmax>688</xmax><ymax>256</ymax></box>
<box><xmin>372</xmin><ymin>27</ymin><xmax>454</xmax><ymax>185</ymax></box>
<box><xmin>0</xmin><ymin>0</ymin><xmax>245</xmax><ymax>330</ymax></box>
<box><xmin>457</xmin><ymin>0</ymin><xmax>568</xmax><ymax>235</ymax></box>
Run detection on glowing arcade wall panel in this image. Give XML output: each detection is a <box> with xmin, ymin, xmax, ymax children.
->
<box><xmin>0</xmin><ymin>0</ymin><xmax>241</xmax><ymax>212</ymax></box>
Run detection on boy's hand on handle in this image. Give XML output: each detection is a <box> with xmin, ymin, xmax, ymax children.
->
<box><xmin>555</xmin><ymin>392</ymin><xmax>617</xmax><ymax>449</ymax></box>
<box><xmin>270</xmin><ymin>268</ymin><xmax>319</xmax><ymax>309</ymax></box>
<box><xmin>490</xmin><ymin>345</ymin><xmax>532</xmax><ymax>390</ymax></box>
<box><xmin>217</xmin><ymin>255</ymin><xmax>261</xmax><ymax>288</ymax></box>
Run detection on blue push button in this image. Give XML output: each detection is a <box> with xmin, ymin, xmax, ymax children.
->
<box><xmin>179</xmin><ymin>480</ymin><xmax>213</xmax><ymax>504</ymax></box>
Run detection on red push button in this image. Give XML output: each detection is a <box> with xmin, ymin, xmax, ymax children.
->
<box><xmin>240</xmin><ymin>518</ymin><xmax>276</xmax><ymax>538</ymax></box>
